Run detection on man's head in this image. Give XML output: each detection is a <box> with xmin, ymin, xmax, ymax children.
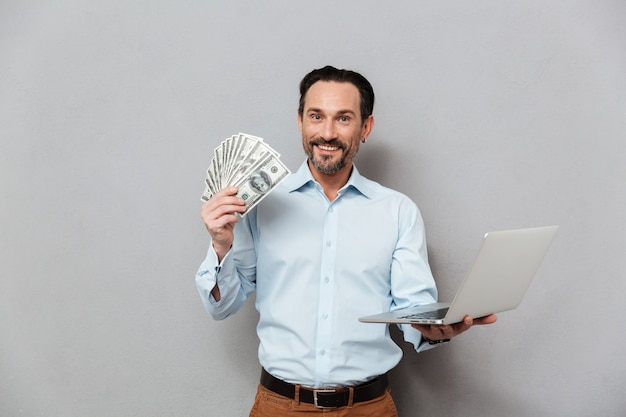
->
<box><xmin>298</xmin><ymin>65</ymin><xmax>375</xmax><ymax>124</ymax></box>
<box><xmin>298</xmin><ymin>66</ymin><xmax>375</xmax><ymax>176</ymax></box>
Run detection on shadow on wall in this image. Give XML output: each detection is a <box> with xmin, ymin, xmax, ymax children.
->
<box><xmin>217</xmin><ymin>293</ymin><xmax>260</xmax><ymax>374</ymax></box>
<box><xmin>355</xmin><ymin>139</ymin><xmax>393</xmax><ymax>186</ymax></box>
<box><xmin>388</xmin><ymin>326</ymin><xmax>546</xmax><ymax>416</ymax></box>
<box><xmin>356</xmin><ymin>135</ymin><xmax>429</xmax><ymax>199</ymax></box>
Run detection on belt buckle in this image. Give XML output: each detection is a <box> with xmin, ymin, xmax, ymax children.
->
<box><xmin>313</xmin><ymin>389</ymin><xmax>337</xmax><ymax>409</ymax></box>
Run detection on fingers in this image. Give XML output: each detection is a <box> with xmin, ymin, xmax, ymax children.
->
<box><xmin>411</xmin><ymin>314</ymin><xmax>497</xmax><ymax>341</ymax></box>
<box><xmin>473</xmin><ymin>314</ymin><xmax>498</xmax><ymax>325</ymax></box>
<box><xmin>411</xmin><ymin>323</ymin><xmax>456</xmax><ymax>341</ymax></box>
<box><xmin>202</xmin><ymin>187</ymin><xmax>245</xmax><ymax>216</ymax></box>
<box><xmin>201</xmin><ymin>188</ymin><xmax>245</xmax><ymax>222</ymax></box>
<box><xmin>200</xmin><ymin>187</ymin><xmax>246</xmax><ymax>247</ymax></box>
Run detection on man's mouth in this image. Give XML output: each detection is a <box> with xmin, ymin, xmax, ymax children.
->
<box><xmin>317</xmin><ymin>144</ymin><xmax>340</xmax><ymax>151</ymax></box>
<box><xmin>311</xmin><ymin>139</ymin><xmax>344</xmax><ymax>153</ymax></box>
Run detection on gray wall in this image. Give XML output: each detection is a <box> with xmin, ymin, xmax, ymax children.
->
<box><xmin>1</xmin><ymin>1</ymin><xmax>624</xmax><ymax>416</ymax></box>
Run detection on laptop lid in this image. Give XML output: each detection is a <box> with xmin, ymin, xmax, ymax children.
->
<box><xmin>359</xmin><ymin>225</ymin><xmax>559</xmax><ymax>325</ymax></box>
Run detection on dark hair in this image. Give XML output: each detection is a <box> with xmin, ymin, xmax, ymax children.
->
<box><xmin>298</xmin><ymin>65</ymin><xmax>375</xmax><ymax>123</ymax></box>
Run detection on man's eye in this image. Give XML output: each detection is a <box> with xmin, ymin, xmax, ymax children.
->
<box><xmin>339</xmin><ymin>116</ymin><xmax>350</xmax><ymax>122</ymax></box>
<box><xmin>310</xmin><ymin>114</ymin><xmax>322</xmax><ymax>120</ymax></box>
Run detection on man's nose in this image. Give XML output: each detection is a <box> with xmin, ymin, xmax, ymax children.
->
<box><xmin>321</xmin><ymin>119</ymin><xmax>336</xmax><ymax>140</ymax></box>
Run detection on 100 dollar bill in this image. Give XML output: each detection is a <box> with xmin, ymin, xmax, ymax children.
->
<box><xmin>232</xmin><ymin>152</ymin><xmax>290</xmax><ymax>213</ymax></box>
<box><xmin>200</xmin><ymin>133</ymin><xmax>290</xmax><ymax>209</ymax></box>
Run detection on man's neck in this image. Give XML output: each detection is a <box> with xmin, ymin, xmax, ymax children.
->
<box><xmin>308</xmin><ymin>161</ymin><xmax>353</xmax><ymax>202</ymax></box>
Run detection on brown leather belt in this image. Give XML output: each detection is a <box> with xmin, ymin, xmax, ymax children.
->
<box><xmin>260</xmin><ymin>368</ymin><xmax>388</xmax><ymax>409</ymax></box>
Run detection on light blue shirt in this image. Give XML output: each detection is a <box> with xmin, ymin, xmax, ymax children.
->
<box><xmin>196</xmin><ymin>161</ymin><xmax>438</xmax><ymax>387</ymax></box>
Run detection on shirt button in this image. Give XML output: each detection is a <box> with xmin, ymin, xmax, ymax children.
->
<box><xmin>326</xmin><ymin>241</ymin><xmax>331</xmax><ymax>247</ymax></box>
<box><xmin>324</xmin><ymin>276</ymin><xmax>330</xmax><ymax>283</ymax></box>
<box><xmin>321</xmin><ymin>313</ymin><xmax>328</xmax><ymax>320</ymax></box>
<box><xmin>320</xmin><ymin>349</ymin><xmax>326</xmax><ymax>356</ymax></box>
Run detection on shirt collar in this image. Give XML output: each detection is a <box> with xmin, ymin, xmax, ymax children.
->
<box><xmin>286</xmin><ymin>160</ymin><xmax>373</xmax><ymax>199</ymax></box>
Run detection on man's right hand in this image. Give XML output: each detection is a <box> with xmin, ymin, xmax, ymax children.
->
<box><xmin>200</xmin><ymin>187</ymin><xmax>246</xmax><ymax>262</ymax></box>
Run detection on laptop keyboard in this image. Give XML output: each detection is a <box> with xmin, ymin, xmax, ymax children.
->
<box><xmin>399</xmin><ymin>307</ymin><xmax>449</xmax><ymax>320</ymax></box>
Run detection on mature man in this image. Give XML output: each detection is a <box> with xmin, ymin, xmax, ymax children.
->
<box><xmin>196</xmin><ymin>65</ymin><xmax>496</xmax><ymax>416</ymax></box>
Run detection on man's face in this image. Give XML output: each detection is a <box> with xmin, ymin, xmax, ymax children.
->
<box><xmin>298</xmin><ymin>81</ymin><xmax>373</xmax><ymax>175</ymax></box>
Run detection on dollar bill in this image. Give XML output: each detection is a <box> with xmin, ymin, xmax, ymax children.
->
<box><xmin>225</xmin><ymin>133</ymin><xmax>263</xmax><ymax>186</ymax></box>
<box><xmin>200</xmin><ymin>132</ymin><xmax>290</xmax><ymax>214</ymax></box>
<box><xmin>232</xmin><ymin>152</ymin><xmax>290</xmax><ymax>213</ymax></box>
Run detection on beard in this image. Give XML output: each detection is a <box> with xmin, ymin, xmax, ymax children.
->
<box><xmin>310</xmin><ymin>154</ymin><xmax>346</xmax><ymax>174</ymax></box>
<box><xmin>305</xmin><ymin>138</ymin><xmax>351</xmax><ymax>175</ymax></box>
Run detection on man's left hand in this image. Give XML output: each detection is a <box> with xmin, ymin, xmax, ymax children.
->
<box><xmin>411</xmin><ymin>314</ymin><xmax>498</xmax><ymax>342</ymax></box>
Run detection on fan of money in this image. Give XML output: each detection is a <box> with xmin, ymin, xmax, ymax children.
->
<box><xmin>201</xmin><ymin>133</ymin><xmax>291</xmax><ymax>214</ymax></box>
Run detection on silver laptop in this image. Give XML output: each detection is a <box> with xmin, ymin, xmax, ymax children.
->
<box><xmin>359</xmin><ymin>225</ymin><xmax>559</xmax><ymax>325</ymax></box>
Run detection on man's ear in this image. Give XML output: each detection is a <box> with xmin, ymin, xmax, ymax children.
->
<box><xmin>361</xmin><ymin>115</ymin><xmax>374</xmax><ymax>143</ymax></box>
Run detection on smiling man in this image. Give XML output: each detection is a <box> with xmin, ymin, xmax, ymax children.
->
<box><xmin>196</xmin><ymin>65</ymin><xmax>496</xmax><ymax>416</ymax></box>
<box><xmin>297</xmin><ymin>78</ymin><xmax>372</xmax><ymax>203</ymax></box>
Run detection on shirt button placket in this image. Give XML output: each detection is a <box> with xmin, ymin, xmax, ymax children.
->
<box><xmin>314</xmin><ymin>203</ymin><xmax>338</xmax><ymax>384</ymax></box>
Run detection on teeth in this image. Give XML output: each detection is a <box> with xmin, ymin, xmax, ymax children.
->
<box><xmin>318</xmin><ymin>145</ymin><xmax>338</xmax><ymax>151</ymax></box>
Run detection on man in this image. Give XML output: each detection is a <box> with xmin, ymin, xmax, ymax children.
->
<box><xmin>196</xmin><ymin>65</ymin><xmax>496</xmax><ymax>416</ymax></box>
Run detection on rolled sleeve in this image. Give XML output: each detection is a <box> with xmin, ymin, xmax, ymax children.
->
<box><xmin>195</xmin><ymin>246</ymin><xmax>249</xmax><ymax>320</ymax></box>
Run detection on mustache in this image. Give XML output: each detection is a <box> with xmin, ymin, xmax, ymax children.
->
<box><xmin>309</xmin><ymin>138</ymin><xmax>345</xmax><ymax>149</ymax></box>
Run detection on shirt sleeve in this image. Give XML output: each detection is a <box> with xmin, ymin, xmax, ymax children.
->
<box><xmin>401</xmin><ymin>323</ymin><xmax>440</xmax><ymax>352</ymax></box>
<box><xmin>195</xmin><ymin>213</ymin><xmax>258</xmax><ymax>320</ymax></box>
<box><xmin>389</xmin><ymin>198</ymin><xmax>440</xmax><ymax>352</ymax></box>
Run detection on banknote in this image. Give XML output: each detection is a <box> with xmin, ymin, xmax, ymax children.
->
<box><xmin>232</xmin><ymin>152</ymin><xmax>290</xmax><ymax>212</ymax></box>
<box><xmin>201</xmin><ymin>133</ymin><xmax>290</xmax><ymax>214</ymax></box>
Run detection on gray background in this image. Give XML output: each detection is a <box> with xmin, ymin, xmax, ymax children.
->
<box><xmin>1</xmin><ymin>1</ymin><xmax>625</xmax><ymax>416</ymax></box>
